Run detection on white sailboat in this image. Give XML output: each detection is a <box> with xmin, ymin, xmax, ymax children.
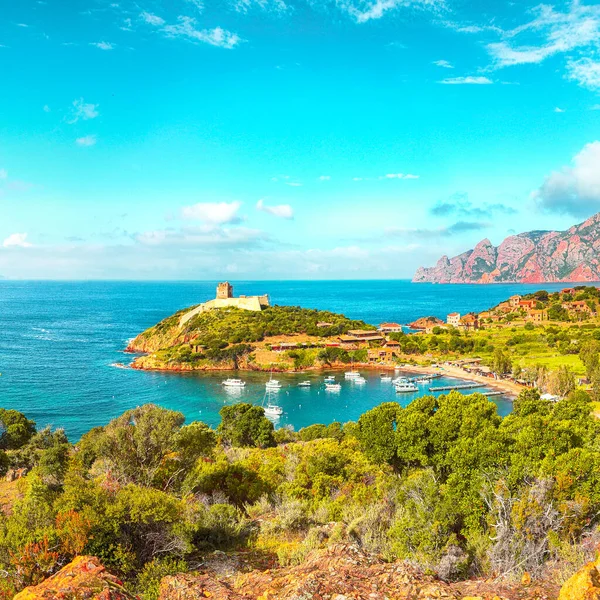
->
<box><xmin>265</xmin><ymin>370</ymin><xmax>282</xmax><ymax>390</ymax></box>
<box><xmin>262</xmin><ymin>389</ymin><xmax>283</xmax><ymax>417</ymax></box>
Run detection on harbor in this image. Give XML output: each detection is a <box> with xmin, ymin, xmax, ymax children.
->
<box><xmin>209</xmin><ymin>369</ymin><xmax>514</xmax><ymax>427</ymax></box>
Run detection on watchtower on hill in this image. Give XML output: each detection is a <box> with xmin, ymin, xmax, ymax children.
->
<box><xmin>217</xmin><ymin>281</ymin><xmax>233</xmax><ymax>299</ymax></box>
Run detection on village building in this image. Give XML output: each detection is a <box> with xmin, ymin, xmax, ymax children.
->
<box><xmin>179</xmin><ymin>282</ymin><xmax>270</xmax><ymax>325</ymax></box>
<box><xmin>379</xmin><ymin>322</ymin><xmax>402</xmax><ymax>333</ymax></box>
<box><xmin>346</xmin><ymin>329</ymin><xmax>385</xmax><ymax>342</ymax></box>
<box><xmin>561</xmin><ymin>288</ymin><xmax>576</xmax><ymax>296</ymax></box>
<box><xmin>367</xmin><ymin>347</ymin><xmax>397</xmax><ymax>363</ymax></box>
<box><xmin>496</xmin><ymin>301</ymin><xmax>512</xmax><ymax>313</ymax></box>
<box><xmin>447</xmin><ymin>312</ymin><xmax>461</xmax><ymax>326</ymax></box>
<box><xmin>518</xmin><ymin>299</ymin><xmax>537</xmax><ymax>310</ymax></box>
<box><xmin>459</xmin><ymin>313</ymin><xmax>479</xmax><ymax>331</ymax></box>
<box><xmin>509</xmin><ymin>295</ymin><xmax>522</xmax><ymax>307</ymax></box>
<box><xmin>527</xmin><ymin>309</ymin><xmax>548</xmax><ymax>323</ymax></box>
<box><xmin>563</xmin><ymin>301</ymin><xmax>592</xmax><ymax>314</ymax></box>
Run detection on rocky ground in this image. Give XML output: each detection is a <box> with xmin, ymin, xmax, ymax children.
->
<box><xmin>16</xmin><ymin>544</ymin><xmax>597</xmax><ymax>600</ymax></box>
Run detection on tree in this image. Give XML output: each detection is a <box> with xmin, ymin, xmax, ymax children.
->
<box><xmin>0</xmin><ymin>409</ymin><xmax>36</xmax><ymax>450</ymax></box>
<box><xmin>218</xmin><ymin>404</ymin><xmax>275</xmax><ymax>448</ymax></box>
<box><xmin>491</xmin><ymin>348</ymin><xmax>512</xmax><ymax>375</ymax></box>
<box><xmin>546</xmin><ymin>365</ymin><xmax>576</xmax><ymax>397</ymax></box>
<box><xmin>96</xmin><ymin>404</ymin><xmax>186</xmax><ymax>487</ymax></box>
<box><xmin>356</xmin><ymin>402</ymin><xmax>402</xmax><ymax>466</ymax></box>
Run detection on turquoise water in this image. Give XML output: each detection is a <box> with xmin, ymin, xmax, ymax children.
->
<box><xmin>0</xmin><ymin>280</ymin><xmax>572</xmax><ymax>440</ymax></box>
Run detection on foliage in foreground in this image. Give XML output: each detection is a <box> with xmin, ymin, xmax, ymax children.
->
<box><xmin>1</xmin><ymin>391</ymin><xmax>600</xmax><ymax>598</ymax></box>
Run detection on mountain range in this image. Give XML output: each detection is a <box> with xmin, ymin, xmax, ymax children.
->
<box><xmin>413</xmin><ymin>212</ymin><xmax>600</xmax><ymax>284</ymax></box>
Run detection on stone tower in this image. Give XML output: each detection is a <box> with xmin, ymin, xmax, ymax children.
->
<box><xmin>216</xmin><ymin>281</ymin><xmax>233</xmax><ymax>299</ymax></box>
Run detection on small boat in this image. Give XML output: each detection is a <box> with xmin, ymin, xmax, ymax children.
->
<box><xmin>345</xmin><ymin>371</ymin><xmax>361</xmax><ymax>379</ymax></box>
<box><xmin>298</xmin><ymin>381</ymin><xmax>311</xmax><ymax>387</ymax></box>
<box><xmin>395</xmin><ymin>381</ymin><xmax>418</xmax><ymax>393</ymax></box>
<box><xmin>380</xmin><ymin>374</ymin><xmax>392</xmax><ymax>382</ymax></box>
<box><xmin>222</xmin><ymin>378</ymin><xmax>245</xmax><ymax>388</ymax></box>
<box><xmin>354</xmin><ymin>376</ymin><xmax>367</xmax><ymax>384</ymax></box>
<box><xmin>325</xmin><ymin>383</ymin><xmax>342</xmax><ymax>391</ymax></box>
<box><xmin>266</xmin><ymin>379</ymin><xmax>282</xmax><ymax>390</ymax></box>
<box><xmin>264</xmin><ymin>403</ymin><xmax>283</xmax><ymax>417</ymax></box>
<box><xmin>324</xmin><ymin>375</ymin><xmax>336</xmax><ymax>382</ymax></box>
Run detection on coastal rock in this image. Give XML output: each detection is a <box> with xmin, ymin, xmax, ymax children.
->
<box><xmin>413</xmin><ymin>211</ymin><xmax>600</xmax><ymax>283</ymax></box>
<box><xmin>558</xmin><ymin>555</ymin><xmax>600</xmax><ymax>599</ymax></box>
<box><xmin>13</xmin><ymin>555</ymin><xmax>136</xmax><ymax>600</ymax></box>
<box><xmin>409</xmin><ymin>316</ymin><xmax>445</xmax><ymax>330</ymax></box>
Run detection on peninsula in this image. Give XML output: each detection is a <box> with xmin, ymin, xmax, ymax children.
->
<box><xmin>126</xmin><ymin>282</ymin><xmax>377</xmax><ymax>371</ymax></box>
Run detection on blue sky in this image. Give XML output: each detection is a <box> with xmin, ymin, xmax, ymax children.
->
<box><xmin>1</xmin><ymin>0</ymin><xmax>599</xmax><ymax>279</ymax></box>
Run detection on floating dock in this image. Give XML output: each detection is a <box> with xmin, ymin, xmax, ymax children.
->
<box><xmin>429</xmin><ymin>383</ymin><xmax>482</xmax><ymax>392</ymax></box>
<box><xmin>481</xmin><ymin>390</ymin><xmax>504</xmax><ymax>397</ymax></box>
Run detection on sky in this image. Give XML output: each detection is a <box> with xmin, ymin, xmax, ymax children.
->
<box><xmin>1</xmin><ymin>0</ymin><xmax>600</xmax><ymax>280</ymax></box>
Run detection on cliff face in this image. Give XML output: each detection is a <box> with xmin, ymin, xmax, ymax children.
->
<box><xmin>413</xmin><ymin>212</ymin><xmax>600</xmax><ymax>284</ymax></box>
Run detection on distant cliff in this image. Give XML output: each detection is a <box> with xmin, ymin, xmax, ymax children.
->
<box><xmin>413</xmin><ymin>212</ymin><xmax>600</xmax><ymax>284</ymax></box>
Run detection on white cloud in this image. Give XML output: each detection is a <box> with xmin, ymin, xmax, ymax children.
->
<box><xmin>232</xmin><ymin>0</ymin><xmax>287</xmax><ymax>13</ymax></box>
<box><xmin>486</xmin><ymin>3</ymin><xmax>600</xmax><ymax>69</ymax></box>
<box><xmin>187</xmin><ymin>0</ymin><xmax>205</xmax><ymax>11</ymax></box>
<box><xmin>256</xmin><ymin>199</ymin><xmax>294</xmax><ymax>219</ymax></box>
<box><xmin>566</xmin><ymin>58</ymin><xmax>600</xmax><ymax>89</ymax></box>
<box><xmin>532</xmin><ymin>141</ymin><xmax>600</xmax><ymax>217</ymax></box>
<box><xmin>3</xmin><ymin>233</ymin><xmax>32</xmax><ymax>248</ymax></box>
<box><xmin>140</xmin><ymin>12</ymin><xmax>165</xmax><ymax>26</ymax></box>
<box><xmin>380</xmin><ymin>173</ymin><xmax>420</xmax><ymax>179</ymax></box>
<box><xmin>318</xmin><ymin>175</ymin><xmax>331</xmax><ymax>180</ymax></box>
<box><xmin>591</xmin><ymin>104</ymin><xmax>600</xmax><ymax>110</ymax></box>
<box><xmin>76</xmin><ymin>135</ymin><xmax>97</xmax><ymax>147</ymax></box>
<box><xmin>43</xmin><ymin>105</ymin><xmax>51</xmax><ymax>113</ymax></box>
<box><xmin>433</xmin><ymin>59</ymin><xmax>453</xmax><ymax>68</ymax></box>
<box><xmin>162</xmin><ymin>17</ymin><xmax>241</xmax><ymax>49</ymax></box>
<box><xmin>439</xmin><ymin>76</ymin><xmax>493</xmax><ymax>84</ymax></box>
<box><xmin>17</xmin><ymin>23</ymin><xmax>29</xmax><ymax>28</ymax></box>
<box><xmin>352</xmin><ymin>177</ymin><xmax>363</xmax><ymax>181</ymax></box>
<box><xmin>120</xmin><ymin>18</ymin><xmax>133</xmax><ymax>31</ymax></box>
<box><xmin>337</xmin><ymin>0</ymin><xmax>444</xmax><ymax>24</ymax></box>
<box><xmin>554</xmin><ymin>106</ymin><xmax>565</xmax><ymax>113</ymax></box>
<box><xmin>68</xmin><ymin>98</ymin><xmax>99</xmax><ymax>124</ymax></box>
<box><xmin>91</xmin><ymin>41</ymin><xmax>114</xmax><ymax>50</ymax></box>
<box><xmin>0</xmin><ymin>169</ymin><xmax>7</xmax><ymax>180</ymax></box>
<box><xmin>181</xmin><ymin>201</ymin><xmax>242</xmax><ymax>224</ymax></box>
<box><xmin>136</xmin><ymin>225</ymin><xmax>265</xmax><ymax>247</ymax></box>
<box><xmin>285</xmin><ymin>182</ymin><xmax>302</xmax><ymax>187</ymax></box>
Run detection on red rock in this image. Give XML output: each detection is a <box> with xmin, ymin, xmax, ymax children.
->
<box><xmin>413</xmin><ymin>212</ymin><xmax>600</xmax><ymax>283</ymax></box>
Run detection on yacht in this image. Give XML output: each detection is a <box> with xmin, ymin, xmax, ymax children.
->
<box><xmin>265</xmin><ymin>379</ymin><xmax>282</xmax><ymax>390</ymax></box>
<box><xmin>324</xmin><ymin>375</ymin><xmax>336</xmax><ymax>382</ymax></box>
<box><xmin>380</xmin><ymin>374</ymin><xmax>393</xmax><ymax>382</ymax></box>
<box><xmin>344</xmin><ymin>370</ymin><xmax>361</xmax><ymax>379</ymax></box>
<box><xmin>298</xmin><ymin>380</ymin><xmax>311</xmax><ymax>387</ymax></box>
<box><xmin>264</xmin><ymin>403</ymin><xmax>283</xmax><ymax>417</ymax></box>
<box><xmin>395</xmin><ymin>381</ymin><xmax>418</xmax><ymax>393</ymax></box>
<box><xmin>222</xmin><ymin>378</ymin><xmax>245</xmax><ymax>388</ymax></box>
<box><xmin>354</xmin><ymin>376</ymin><xmax>367</xmax><ymax>384</ymax></box>
<box><xmin>325</xmin><ymin>382</ymin><xmax>342</xmax><ymax>391</ymax></box>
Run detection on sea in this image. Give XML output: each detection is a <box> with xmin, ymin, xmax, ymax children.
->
<box><xmin>0</xmin><ymin>280</ymin><xmax>573</xmax><ymax>440</ymax></box>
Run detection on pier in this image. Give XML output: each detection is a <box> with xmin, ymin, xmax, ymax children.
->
<box><xmin>428</xmin><ymin>383</ymin><xmax>482</xmax><ymax>392</ymax></box>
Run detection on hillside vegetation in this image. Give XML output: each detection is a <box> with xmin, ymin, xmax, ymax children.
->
<box><xmin>127</xmin><ymin>304</ymin><xmax>372</xmax><ymax>371</ymax></box>
<box><xmin>1</xmin><ymin>390</ymin><xmax>600</xmax><ymax>598</ymax></box>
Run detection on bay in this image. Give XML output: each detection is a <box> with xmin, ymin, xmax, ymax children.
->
<box><xmin>0</xmin><ymin>280</ymin><xmax>569</xmax><ymax>439</ymax></box>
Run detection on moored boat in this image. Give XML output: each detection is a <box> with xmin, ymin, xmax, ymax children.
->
<box><xmin>325</xmin><ymin>382</ymin><xmax>342</xmax><ymax>391</ymax></box>
<box><xmin>298</xmin><ymin>380</ymin><xmax>311</xmax><ymax>387</ymax></box>
<box><xmin>222</xmin><ymin>378</ymin><xmax>245</xmax><ymax>388</ymax></box>
<box><xmin>395</xmin><ymin>381</ymin><xmax>418</xmax><ymax>393</ymax></box>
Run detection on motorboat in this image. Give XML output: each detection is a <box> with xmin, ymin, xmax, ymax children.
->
<box><xmin>395</xmin><ymin>381</ymin><xmax>418</xmax><ymax>393</ymax></box>
<box><xmin>222</xmin><ymin>378</ymin><xmax>245</xmax><ymax>388</ymax></box>
<box><xmin>266</xmin><ymin>379</ymin><xmax>282</xmax><ymax>390</ymax></box>
<box><xmin>354</xmin><ymin>376</ymin><xmax>367</xmax><ymax>384</ymax></box>
<box><xmin>345</xmin><ymin>371</ymin><xmax>361</xmax><ymax>379</ymax></box>
<box><xmin>298</xmin><ymin>381</ymin><xmax>311</xmax><ymax>387</ymax></box>
<box><xmin>324</xmin><ymin>375</ymin><xmax>336</xmax><ymax>382</ymax></box>
<box><xmin>380</xmin><ymin>374</ymin><xmax>392</xmax><ymax>382</ymax></box>
<box><xmin>264</xmin><ymin>403</ymin><xmax>283</xmax><ymax>417</ymax></box>
<box><xmin>325</xmin><ymin>383</ymin><xmax>342</xmax><ymax>391</ymax></box>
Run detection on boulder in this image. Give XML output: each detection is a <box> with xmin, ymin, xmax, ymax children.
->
<box><xmin>558</xmin><ymin>556</ymin><xmax>600</xmax><ymax>600</ymax></box>
<box><xmin>13</xmin><ymin>556</ymin><xmax>136</xmax><ymax>600</ymax></box>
